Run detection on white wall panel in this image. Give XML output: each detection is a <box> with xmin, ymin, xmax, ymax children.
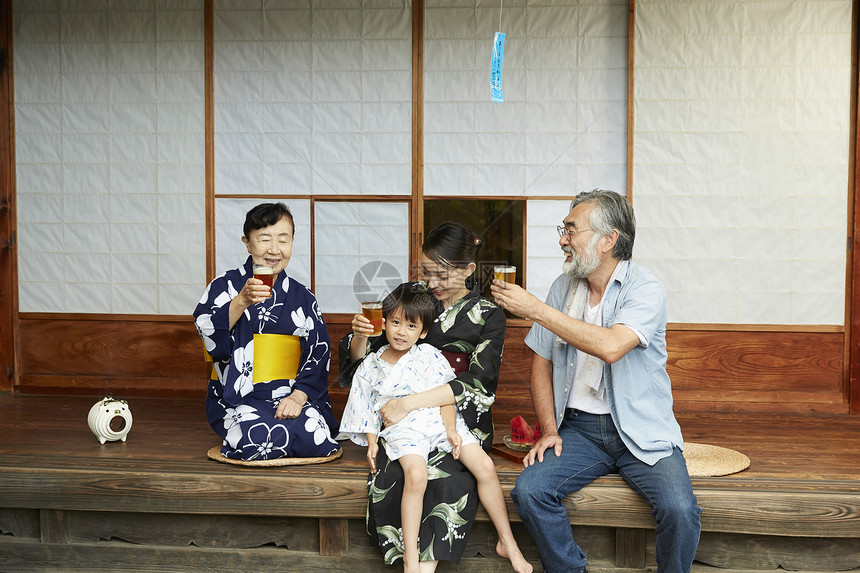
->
<box><xmin>14</xmin><ymin>2</ymin><xmax>205</xmax><ymax>314</ymax></box>
<box><xmin>214</xmin><ymin>2</ymin><xmax>412</xmax><ymax>196</ymax></box>
<box><xmin>633</xmin><ymin>0</ymin><xmax>851</xmax><ymax>325</ymax></box>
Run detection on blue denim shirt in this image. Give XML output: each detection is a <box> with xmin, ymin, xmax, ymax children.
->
<box><xmin>524</xmin><ymin>260</ymin><xmax>683</xmax><ymax>465</ymax></box>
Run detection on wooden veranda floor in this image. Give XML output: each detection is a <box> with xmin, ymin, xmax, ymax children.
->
<box><xmin>0</xmin><ymin>393</ymin><xmax>858</xmax><ymax>572</ymax></box>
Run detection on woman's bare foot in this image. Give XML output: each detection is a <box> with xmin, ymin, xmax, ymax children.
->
<box><xmin>496</xmin><ymin>538</ymin><xmax>533</xmax><ymax>573</ymax></box>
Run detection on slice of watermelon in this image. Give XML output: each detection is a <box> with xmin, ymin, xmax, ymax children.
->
<box><xmin>533</xmin><ymin>419</ymin><xmax>542</xmax><ymax>441</ymax></box>
<box><xmin>510</xmin><ymin>415</ymin><xmax>535</xmax><ymax>444</ymax></box>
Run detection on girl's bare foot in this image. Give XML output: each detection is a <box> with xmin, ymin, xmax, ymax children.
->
<box><xmin>403</xmin><ymin>555</ymin><xmax>421</xmax><ymax>573</ymax></box>
<box><xmin>496</xmin><ymin>538</ymin><xmax>534</xmax><ymax>573</ymax></box>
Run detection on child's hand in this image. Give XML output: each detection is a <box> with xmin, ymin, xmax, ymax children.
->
<box><xmin>447</xmin><ymin>430</ymin><xmax>462</xmax><ymax>460</ymax></box>
<box><xmin>367</xmin><ymin>441</ymin><xmax>379</xmax><ymax>472</ymax></box>
<box><xmin>352</xmin><ymin>313</ymin><xmax>376</xmax><ymax>338</ymax></box>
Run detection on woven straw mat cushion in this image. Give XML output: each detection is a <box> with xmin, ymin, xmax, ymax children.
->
<box><xmin>207</xmin><ymin>446</ymin><xmax>342</xmax><ymax>467</ymax></box>
<box><xmin>683</xmin><ymin>442</ymin><xmax>750</xmax><ymax>477</ymax></box>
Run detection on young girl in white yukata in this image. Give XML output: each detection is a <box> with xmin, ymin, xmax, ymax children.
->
<box><xmin>340</xmin><ymin>282</ymin><xmax>532</xmax><ymax>573</ymax></box>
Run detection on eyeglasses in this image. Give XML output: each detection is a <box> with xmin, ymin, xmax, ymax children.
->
<box><xmin>557</xmin><ymin>225</ymin><xmax>593</xmax><ymax>239</ymax></box>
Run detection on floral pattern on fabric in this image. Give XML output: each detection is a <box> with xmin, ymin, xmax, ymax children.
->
<box><xmin>340</xmin><ymin>344</ymin><xmax>478</xmax><ymax>461</ymax></box>
<box><xmin>195</xmin><ymin>256</ymin><xmax>340</xmax><ymax>460</ymax></box>
<box><xmin>339</xmin><ymin>291</ymin><xmax>505</xmax><ymax>564</ymax></box>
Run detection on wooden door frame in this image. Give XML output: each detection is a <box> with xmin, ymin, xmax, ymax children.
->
<box><xmin>848</xmin><ymin>0</ymin><xmax>860</xmax><ymax>414</ymax></box>
<box><xmin>0</xmin><ymin>0</ymin><xmax>17</xmax><ymax>393</ymax></box>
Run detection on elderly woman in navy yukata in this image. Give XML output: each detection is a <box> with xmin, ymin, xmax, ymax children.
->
<box><xmin>194</xmin><ymin>202</ymin><xmax>339</xmax><ymax>461</ymax></box>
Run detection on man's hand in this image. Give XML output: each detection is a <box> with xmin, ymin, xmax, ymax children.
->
<box><xmin>523</xmin><ymin>432</ymin><xmax>563</xmax><ymax>467</ymax></box>
<box><xmin>490</xmin><ymin>280</ymin><xmax>542</xmax><ymax>320</ymax></box>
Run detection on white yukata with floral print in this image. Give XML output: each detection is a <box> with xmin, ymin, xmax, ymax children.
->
<box><xmin>194</xmin><ymin>257</ymin><xmax>340</xmax><ymax>461</ymax></box>
<box><xmin>340</xmin><ymin>343</ymin><xmax>477</xmax><ymax>461</ymax></box>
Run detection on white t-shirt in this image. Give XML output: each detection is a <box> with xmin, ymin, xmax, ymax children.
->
<box><xmin>566</xmin><ymin>263</ymin><xmax>647</xmax><ymax>414</ymax></box>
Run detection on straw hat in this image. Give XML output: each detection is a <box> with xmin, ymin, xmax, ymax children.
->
<box><xmin>207</xmin><ymin>446</ymin><xmax>342</xmax><ymax>467</ymax></box>
<box><xmin>683</xmin><ymin>442</ymin><xmax>750</xmax><ymax>477</ymax></box>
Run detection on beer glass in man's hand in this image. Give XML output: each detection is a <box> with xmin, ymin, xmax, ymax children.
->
<box><xmin>494</xmin><ymin>265</ymin><xmax>516</xmax><ymax>284</ymax></box>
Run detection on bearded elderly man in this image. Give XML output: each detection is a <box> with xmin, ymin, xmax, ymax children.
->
<box><xmin>490</xmin><ymin>189</ymin><xmax>701</xmax><ymax>573</ymax></box>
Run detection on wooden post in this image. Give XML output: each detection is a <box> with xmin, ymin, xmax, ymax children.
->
<box><xmin>410</xmin><ymin>0</ymin><xmax>425</xmax><ymax>278</ymax></box>
<box><xmin>849</xmin><ymin>0</ymin><xmax>860</xmax><ymax>414</ymax></box>
<box><xmin>319</xmin><ymin>518</ymin><xmax>349</xmax><ymax>557</ymax></box>
<box><xmin>40</xmin><ymin>509</ymin><xmax>71</xmax><ymax>544</ymax></box>
<box><xmin>0</xmin><ymin>0</ymin><xmax>17</xmax><ymax>393</ymax></box>
<box><xmin>615</xmin><ymin>527</ymin><xmax>646</xmax><ymax>568</ymax></box>
<box><xmin>204</xmin><ymin>0</ymin><xmax>215</xmax><ymax>282</ymax></box>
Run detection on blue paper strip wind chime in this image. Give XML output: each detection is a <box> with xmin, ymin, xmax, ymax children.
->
<box><xmin>490</xmin><ymin>0</ymin><xmax>505</xmax><ymax>103</ymax></box>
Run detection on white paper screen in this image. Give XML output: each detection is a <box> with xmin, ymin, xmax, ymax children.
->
<box><xmin>213</xmin><ymin>0</ymin><xmax>412</xmax><ymax>196</ymax></box>
<box><xmin>314</xmin><ymin>201</ymin><xmax>410</xmax><ymax>313</ymax></box>
<box><xmin>14</xmin><ymin>2</ymin><xmax>205</xmax><ymax>314</ymax></box>
<box><xmin>214</xmin><ymin>198</ymin><xmax>312</xmax><ymax>289</ymax></box>
<box><xmin>633</xmin><ymin>0</ymin><xmax>852</xmax><ymax>324</ymax></box>
<box><xmin>424</xmin><ymin>0</ymin><xmax>628</xmax><ymax>197</ymax></box>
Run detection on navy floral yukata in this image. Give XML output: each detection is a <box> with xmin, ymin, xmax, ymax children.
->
<box><xmin>194</xmin><ymin>257</ymin><xmax>339</xmax><ymax>461</ymax></box>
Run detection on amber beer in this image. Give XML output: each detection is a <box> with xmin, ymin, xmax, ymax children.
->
<box><xmin>361</xmin><ymin>302</ymin><xmax>383</xmax><ymax>336</ymax></box>
<box><xmin>494</xmin><ymin>265</ymin><xmax>516</xmax><ymax>284</ymax></box>
<box><xmin>253</xmin><ymin>264</ymin><xmax>275</xmax><ymax>295</ymax></box>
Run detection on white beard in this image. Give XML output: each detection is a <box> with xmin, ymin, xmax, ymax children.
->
<box><xmin>562</xmin><ymin>244</ymin><xmax>600</xmax><ymax>279</ymax></box>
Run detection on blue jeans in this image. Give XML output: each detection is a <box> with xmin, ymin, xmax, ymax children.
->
<box><xmin>511</xmin><ymin>410</ymin><xmax>701</xmax><ymax>573</ymax></box>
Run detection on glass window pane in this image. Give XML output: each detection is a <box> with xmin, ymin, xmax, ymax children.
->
<box><xmin>424</xmin><ymin>199</ymin><xmax>524</xmax><ymax>298</ymax></box>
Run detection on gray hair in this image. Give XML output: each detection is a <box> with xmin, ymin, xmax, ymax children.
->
<box><xmin>570</xmin><ymin>189</ymin><xmax>635</xmax><ymax>260</ymax></box>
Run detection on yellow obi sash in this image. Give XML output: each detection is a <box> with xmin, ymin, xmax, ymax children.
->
<box><xmin>252</xmin><ymin>333</ymin><xmax>301</xmax><ymax>384</ymax></box>
<box><xmin>203</xmin><ymin>345</ymin><xmax>217</xmax><ymax>381</ymax></box>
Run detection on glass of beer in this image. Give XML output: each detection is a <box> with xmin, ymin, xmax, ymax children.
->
<box><xmin>494</xmin><ymin>265</ymin><xmax>516</xmax><ymax>284</ymax></box>
<box><xmin>253</xmin><ymin>264</ymin><xmax>275</xmax><ymax>296</ymax></box>
<box><xmin>361</xmin><ymin>301</ymin><xmax>383</xmax><ymax>336</ymax></box>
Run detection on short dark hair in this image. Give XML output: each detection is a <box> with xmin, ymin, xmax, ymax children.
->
<box><xmin>243</xmin><ymin>202</ymin><xmax>295</xmax><ymax>238</ymax></box>
<box><xmin>570</xmin><ymin>189</ymin><xmax>636</xmax><ymax>260</ymax></box>
<box><xmin>422</xmin><ymin>221</ymin><xmax>482</xmax><ymax>269</ymax></box>
<box><xmin>382</xmin><ymin>282</ymin><xmax>436</xmax><ymax>332</ymax></box>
